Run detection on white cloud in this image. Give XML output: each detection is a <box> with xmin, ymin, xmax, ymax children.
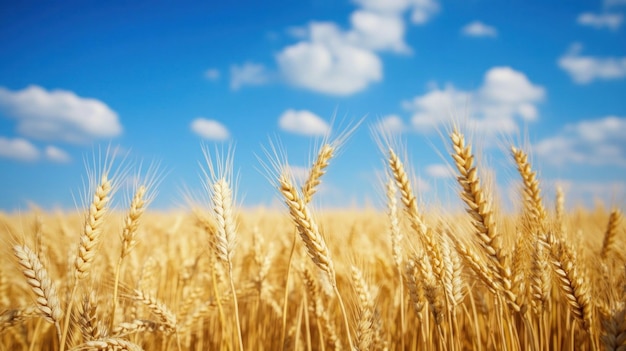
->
<box><xmin>278</xmin><ymin>109</ymin><xmax>330</xmax><ymax>136</ymax></box>
<box><xmin>404</xmin><ymin>66</ymin><xmax>544</xmax><ymax>134</ymax></box>
<box><xmin>534</xmin><ymin>115</ymin><xmax>626</xmax><ymax>166</ymax></box>
<box><xmin>0</xmin><ymin>85</ymin><xmax>122</xmax><ymax>144</ymax></box>
<box><xmin>577</xmin><ymin>12</ymin><xmax>623</xmax><ymax>30</ymax></box>
<box><xmin>353</xmin><ymin>0</ymin><xmax>440</xmax><ymax>24</ymax></box>
<box><xmin>45</xmin><ymin>145</ymin><xmax>71</xmax><ymax>163</ymax></box>
<box><xmin>409</xmin><ymin>0</ymin><xmax>440</xmax><ymax>24</ymax></box>
<box><xmin>205</xmin><ymin>68</ymin><xmax>220</xmax><ymax>81</ymax></box>
<box><xmin>190</xmin><ymin>118</ymin><xmax>230</xmax><ymax>140</ymax></box>
<box><xmin>347</xmin><ymin>10</ymin><xmax>411</xmax><ymax>53</ymax></box>
<box><xmin>276</xmin><ymin>23</ymin><xmax>383</xmax><ymax>95</ymax></box>
<box><xmin>0</xmin><ymin>137</ymin><xmax>39</xmax><ymax>161</ymax></box>
<box><xmin>375</xmin><ymin>114</ymin><xmax>406</xmax><ymax>134</ymax></box>
<box><xmin>230</xmin><ymin>62</ymin><xmax>271</xmax><ymax>90</ymax></box>
<box><xmin>426</xmin><ymin>163</ymin><xmax>452</xmax><ymax>178</ymax></box>
<box><xmin>462</xmin><ymin>21</ymin><xmax>498</xmax><ymax>37</ymax></box>
<box><xmin>605</xmin><ymin>0</ymin><xmax>626</xmax><ymax>7</ymax></box>
<box><xmin>558</xmin><ymin>43</ymin><xmax>626</xmax><ymax>84</ymax></box>
<box><xmin>270</xmin><ymin>0</ymin><xmax>440</xmax><ymax>95</ymax></box>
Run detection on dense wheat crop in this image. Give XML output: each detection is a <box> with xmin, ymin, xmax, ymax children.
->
<box><xmin>1</xmin><ymin>130</ymin><xmax>624</xmax><ymax>351</ymax></box>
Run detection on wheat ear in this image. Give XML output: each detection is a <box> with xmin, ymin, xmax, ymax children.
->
<box><xmin>450</xmin><ymin>130</ymin><xmax>519</xmax><ymax>312</ymax></box>
<box><xmin>386</xmin><ymin>177</ymin><xmax>406</xmax><ymax>350</ymax></box>
<box><xmin>511</xmin><ymin>146</ymin><xmax>547</xmax><ymax>230</ymax></box>
<box><xmin>78</xmin><ymin>291</ymin><xmax>102</xmax><ymax>342</ymax></box>
<box><xmin>302</xmin><ymin>144</ymin><xmax>334</xmax><ymax>204</ymax></box>
<box><xmin>211</xmin><ymin>176</ymin><xmax>243</xmax><ymax>351</ymax></box>
<box><xmin>545</xmin><ymin>235</ymin><xmax>593</xmax><ymax>332</ymax></box>
<box><xmin>279</xmin><ymin>174</ymin><xmax>336</xmax><ymax>285</ymax></box>
<box><xmin>69</xmin><ymin>337</ymin><xmax>143</xmax><ymax>351</ymax></box>
<box><xmin>281</xmin><ymin>143</ymin><xmax>334</xmax><ymax>351</ymax></box>
<box><xmin>279</xmin><ymin>174</ymin><xmax>354</xmax><ymax>349</ymax></box>
<box><xmin>352</xmin><ymin>266</ymin><xmax>375</xmax><ymax>351</ymax></box>
<box><xmin>75</xmin><ymin>174</ymin><xmax>112</xmax><ymax>280</ymax></box>
<box><xmin>302</xmin><ymin>266</ymin><xmax>340</xmax><ymax>351</ymax></box>
<box><xmin>601</xmin><ymin>209</ymin><xmax>622</xmax><ymax>260</ymax></box>
<box><xmin>132</xmin><ymin>289</ymin><xmax>177</xmax><ymax>333</ymax></box>
<box><xmin>13</xmin><ymin>244</ymin><xmax>62</xmax><ymax>340</ymax></box>
<box><xmin>112</xmin><ymin>185</ymin><xmax>147</xmax><ymax>328</ymax></box>
<box><xmin>61</xmin><ymin>173</ymin><xmax>112</xmax><ymax>351</ymax></box>
<box><xmin>601</xmin><ymin>305</ymin><xmax>626</xmax><ymax>351</ymax></box>
<box><xmin>388</xmin><ymin>148</ymin><xmax>445</xmax><ymax>284</ymax></box>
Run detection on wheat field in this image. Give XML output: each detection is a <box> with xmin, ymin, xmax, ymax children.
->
<box><xmin>0</xmin><ymin>129</ymin><xmax>624</xmax><ymax>351</ymax></box>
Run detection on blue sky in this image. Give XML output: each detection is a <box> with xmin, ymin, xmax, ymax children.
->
<box><xmin>0</xmin><ymin>0</ymin><xmax>625</xmax><ymax>212</ymax></box>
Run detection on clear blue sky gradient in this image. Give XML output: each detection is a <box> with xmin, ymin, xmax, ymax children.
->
<box><xmin>0</xmin><ymin>0</ymin><xmax>625</xmax><ymax>211</ymax></box>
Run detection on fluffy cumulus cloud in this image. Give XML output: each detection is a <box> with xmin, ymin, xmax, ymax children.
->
<box><xmin>278</xmin><ymin>109</ymin><xmax>330</xmax><ymax>136</ymax></box>
<box><xmin>265</xmin><ymin>0</ymin><xmax>439</xmax><ymax>95</ymax></box>
<box><xmin>534</xmin><ymin>115</ymin><xmax>626</xmax><ymax>167</ymax></box>
<box><xmin>277</xmin><ymin>37</ymin><xmax>383</xmax><ymax>95</ymax></box>
<box><xmin>0</xmin><ymin>85</ymin><xmax>122</xmax><ymax>144</ymax></box>
<box><xmin>230</xmin><ymin>62</ymin><xmax>271</xmax><ymax>90</ymax></box>
<box><xmin>0</xmin><ymin>137</ymin><xmax>39</xmax><ymax>161</ymax></box>
<box><xmin>190</xmin><ymin>118</ymin><xmax>230</xmax><ymax>140</ymax></box>
<box><xmin>461</xmin><ymin>21</ymin><xmax>498</xmax><ymax>37</ymax></box>
<box><xmin>404</xmin><ymin>66</ymin><xmax>544</xmax><ymax>134</ymax></box>
<box><xmin>577</xmin><ymin>12</ymin><xmax>623</xmax><ymax>30</ymax></box>
<box><xmin>45</xmin><ymin>145</ymin><xmax>71</xmax><ymax>163</ymax></box>
<box><xmin>558</xmin><ymin>43</ymin><xmax>626</xmax><ymax>84</ymax></box>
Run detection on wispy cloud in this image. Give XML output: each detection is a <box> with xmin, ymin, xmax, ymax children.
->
<box><xmin>278</xmin><ymin>109</ymin><xmax>330</xmax><ymax>136</ymax></box>
<box><xmin>403</xmin><ymin>66</ymin><xmax>544</xmax><ymax>134</ymax></box>
<box><xmin>461</xmin><ymin>21</ymin><xmax>498</xmax><ymax>37</ymax></box>
<box><xmin>605</xmin><ymin>0</ymin><xmax>626</xmax><ymax>7</ymax></box>
<box><xmin>0</xmin><ymin>137</ymin><xmax>39</xmax><ymax>162</ymax></box>
<box><xmin>558</xmin><ymin>43</ymin><xmax>626</xmax><ymax>84</ymax></box>
<box><xmin>190</xmin><ymin>118</ymin><xmax>230</xmax><ymax>140</ymax></box>
<box><xmin>45</xmin><ymin>145</ymin><xmax>71</xmax><ymax>163</ymax></box>
<box><xmin>374</xmin><ymin>114</ymin><xmax>406</xmax><ymax>134</ymax></box>
<box><xmin>426</xmin><ymin>163</ymin><xmax>453</xmax><ymax>178</ymax></box>
<box><xmin>0</xmin><ymin>85</ymin><xmax>122</xmax><ymax>144</ymax></box>
<box><xmin>577</xmin><ymin>12</ymin><xmax>623</xmax><ymax>30</ymax></box>
<box><xmin>230</xmin><ymin>62</ymin><xmax>271</xmax><ymax>90</ymax></box>
<box><xmin>354</xmin><ymin>0</ymin><xmax>440</xmax><ymax>25</ymax></box>
<box><xmin>534</xmin><ymin>115</ymin><xmax>626</xmax><ymax>167</ymax></box>
<box><xmin>204</xmin><ymin>68</ymin><xmax>221</xmax><ymax>81</ymax></box>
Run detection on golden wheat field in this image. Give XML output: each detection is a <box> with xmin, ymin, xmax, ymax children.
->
<box><xmin>1</xmin><ymin>130</ymin><xmax>624</xmax><ymax>351</ymax></box>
